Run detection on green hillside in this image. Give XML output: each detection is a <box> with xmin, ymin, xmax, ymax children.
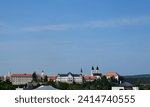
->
<box><xmin>123</xmin><ymin>74</ymin><xmax>150</xmax><ymax>90</ymax></box>
<box><xmin>124</xmin><ymin>74</ymin><xmax>150</xmax><ymax>78</ymax></box>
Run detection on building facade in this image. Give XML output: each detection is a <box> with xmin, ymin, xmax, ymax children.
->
<box><xmin>91</xmin><ymin>66</ymin><xmax>102</xmax><ymax>79</ymax></box>
<box><xmin>83</xmin><ymin>75</ymin><xmax>97</xmax><ymax>82</ymax></box>
<box><xmin>56</xmin><ymin>72</ymin><xmax>83</xmax><ymax>84</ymax></box>
<box><xmin>11</xmin><ymin>74</ymin><xmax>32</xmax><ymax>85</ymax></box>
<box><xmin>0</xmin><ymin>76</ymin><xmax>11</xmax><ymax>81</ymax></box>
<box><xmin>104</xmin><ymin>72</ymin><xmax>119</xmax><ymax>81</ymax></box>
<box><xmin>48</xmin><ymin>76</ymin><xmax>57</xmax><ymax>82</ymax></box>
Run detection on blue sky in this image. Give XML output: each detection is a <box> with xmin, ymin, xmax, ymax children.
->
<box><xmin>0</xmin><ymin>0</ymin><xmax>150</xmax><ymax>76</ymax></box>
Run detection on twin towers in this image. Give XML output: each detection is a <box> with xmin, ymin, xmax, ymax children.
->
<box><xmin>91</xmin><ymin>66</ymin><xmax>102</xmax><ymax>77</ymax></box>
<box><xmin>80</xmin><ymin>66</ymin><xmax>101</xmax><ymax>77</ymax></box>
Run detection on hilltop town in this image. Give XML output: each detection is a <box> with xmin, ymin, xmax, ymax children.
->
<box><xmin>0</xmin><ymin>66</ymin><xmax>140</xmax><ymax>90</ymax></box>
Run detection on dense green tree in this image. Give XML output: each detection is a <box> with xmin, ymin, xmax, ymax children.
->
<box><xmin>44</xmin><ymin>75</ymin><xmax>48</xmax><ymax>82</ymax></box>
<box><xmin>32</xmin><ymin>72</ymin><xmax>37</xmax><ymax>82</ymax></box>
<box><xmin>109</xmin><ymin>76</ymin><xmax>118</xmax><ymax>83</ymax></box>
<box><xmin>0</xmin><ymin>79</ymin><xmax>15</xmax><ymax>90</ymax></box>
<box><xmin>50</xmin><ymin>76</ymin><xmax>113</xmax><ymax>90</ymax></box>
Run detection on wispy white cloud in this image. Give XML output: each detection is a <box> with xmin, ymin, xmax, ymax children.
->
<box><xmin>1</xmin><ymin>16</ymin><xmax>150</xmax><ymax>33</ymax></box>
<box><xmin>23</xmin><ymin>16</ymin><xmax>150</xmax><ymax>32</ymax></box>
<box><xmin>23</xmin><ymin>24</ymin><xmax>75</xmax><ymax>32</ymax></box>
<box><xmin>83</xmin><ymin>16</ymin><xmax>150</xmax><ymax>28</ymax></box>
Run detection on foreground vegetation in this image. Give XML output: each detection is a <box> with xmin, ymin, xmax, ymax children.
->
<box><xmin>1</xmin><ymin>73</ymin><xmax>150</xmax><ymax>90</ymax></box>
<box><xmin>0</xmin><ymin>80</ymin><xmax>15</xmax><ymax>90</ymax></box>
<box><xmin>124</xmin><ymin>76</ymin><xmax>150</xmax><ymax>90</ymax></box>
<box><xmin>47</xmin><ymin>76</ymin><xmax>117</xmax><ymax>90</ymax></box>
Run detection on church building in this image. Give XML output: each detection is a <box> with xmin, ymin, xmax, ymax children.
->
<box><xmin>91</xmin><ymin>66</ymin><xmax>102</xmax><ymax>79</ymax></box>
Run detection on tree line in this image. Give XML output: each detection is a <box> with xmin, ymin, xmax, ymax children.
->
<box><xmin>0</xmin><ymin>79</ymin><xmax>15</xmax><ymax>90</ymax></box>
<box><xmin>124</xmin><ymin>77</ymin><xmax>150</xmax><ymax>90</ymax></box>
<box><xmin>47</xmin><ymin>76</ymin><xmax>118</xmax><ymax>90</ymax></box>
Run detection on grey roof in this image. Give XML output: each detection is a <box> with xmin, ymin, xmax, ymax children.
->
<box><xmin>119</xmin><ymin>82</ymin><xmax>134</xmax><ymax>87</ymax></box>
<box><xmin>57</xmin><ymin>72</ymin><xmax>81</xmax><ymax>77</ymax></box>
<box><xmin>34</xmin><ymin>85</ymin><xmax>59</xmax><ymax>90</ymax></box>
<box><xmin>93</xmin><ymin>73</ymin><xmax>102</xmax><ymax>76</ymax></box>
<box><xmin>57</xmin><ymin>73</ymin><xmax>68</xmax><ymax>77</ymax></box>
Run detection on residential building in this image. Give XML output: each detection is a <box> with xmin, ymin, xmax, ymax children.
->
<box><xmin>83</xmin><ymin>76</ymin><xmax>97</xmax><ymax>82</ymax></box>
<box><xmin>104</xmin><ymin>72</ymin><xmax>119</xmax><ymax>81</ymax></box>
<box><xmin>48</xmin><ymin>76</ymin><xmax>57</xmax><ymax>82</ymax></box>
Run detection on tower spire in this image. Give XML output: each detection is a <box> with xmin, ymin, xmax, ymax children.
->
<box><xmin>92</xmin><ymin>66</ymin><xmax>94</xmax><ymax>70</ymax></box>
<box><xmin>80</xmin><ymin>68</ymin><xmax>83</xmax><ymax>75</ymax></box>
<box><xmin>91</xmin><ymin>66</ymin><xmax>94</xmax><ymax>76</ymax></box>
<box><xmin>96</xmin><ymin>66</ymin><xmax>99</xmax><ymax>73</ymax></box>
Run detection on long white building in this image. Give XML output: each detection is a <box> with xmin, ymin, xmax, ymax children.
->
<box><xmin>11</xmin><ymin>74</ymin><xmax>33</xmax><ymax>85</ymax></box>
<box><xmin>56</xmin><ymin>72</ymin><xmax>83</xmax><ymax>84</ymax></box>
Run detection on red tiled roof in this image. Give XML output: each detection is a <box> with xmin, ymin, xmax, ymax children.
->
<box><xmin>0</xmin><ymin>76</ymin><xmax>10</xmax><ymax>78</ymax></box>
<box><xmin>11</xmin><ymin>74</ymin><xmax>32</xmax><ymax>77</ymax></box>
<box><xmin>104</xmin><ymin>72</ymin><xmax>119</xmax><ymax>76</ymax></box>
<box><xmin>48</xmin><ymin>76</ymin><xmax>57</xmax><ymax>80</ymax></box>
<box><xmin>84</xmin><ymin>76</ymin><xmax>96</xmax><ymax>79</ymax></box>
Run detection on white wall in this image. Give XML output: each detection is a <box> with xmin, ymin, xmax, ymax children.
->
<box><xmin>112</xmin><ymin>87</ymin><xmax>124</xmax><ymax>90</ymax></box>
<box><xmin>112</xmin><ymin>86</ymin><xmax>139</xmax><ymax>90</ymax></box>
<box><xmin>11</xmin><ymin>77</ymin><xmax>32</xmax><ymax>85</ymax></box>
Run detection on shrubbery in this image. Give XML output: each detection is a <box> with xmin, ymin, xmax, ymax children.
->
<box><xmin>0</xmin><ymin>80</ymin><xmax>15</xmax><ymax>90</ymax></box>
<box><xmin>47</xmin><ymin>76</ymin><xmax>115</xmax><ymax>90</ymax></box>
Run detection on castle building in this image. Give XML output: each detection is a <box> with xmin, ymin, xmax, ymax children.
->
<box><xmin>56</xmin><ymin>72</ymin><xmax>83</xmax><ymax>84</ymax></box>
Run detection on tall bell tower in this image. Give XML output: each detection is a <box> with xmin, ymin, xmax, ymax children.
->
<box><xmin>96</xmin><ymin>66</ymin><xmax>99</xmax><ymax>73</ymax></box>
<box><xmin>91</xmin><ymin>66</ymin><xmax>95</xmax><ymax>76</ymax></box>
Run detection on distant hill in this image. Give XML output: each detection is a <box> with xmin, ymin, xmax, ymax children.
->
<box><xmin>123</xmin><ymin>74</ymin><xmax>150</xmax><ymax>85</ymax></box>
<box><xmin>124</xmin><ymin>74</ymin><xmax>150</xmax><ymax>78</ymax></box>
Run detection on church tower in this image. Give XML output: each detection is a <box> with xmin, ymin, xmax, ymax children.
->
<box><xmin>80</xmin><ymin>68</ymin><xmax>83</xmax><ymax>75</ymax></box>
<box><xmin>96</xmin><ymin>66</ymin><xmax>99</xmax><ymax>73</ymax></box>
<box><xmin>91</xmin><ymin>66</ymin><xmax>94</xmax><ymax>76</ymax></box>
